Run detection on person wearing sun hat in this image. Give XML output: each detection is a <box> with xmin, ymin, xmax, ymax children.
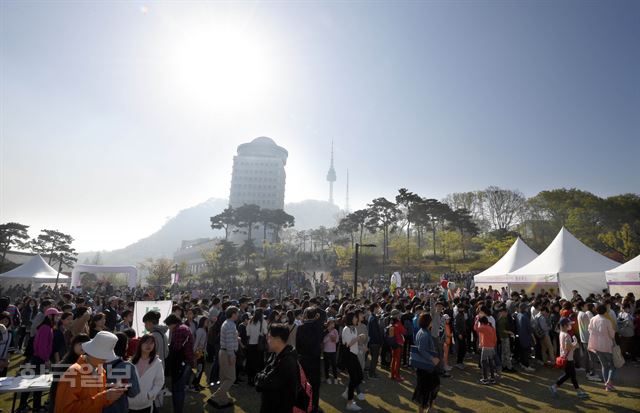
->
<box><xmin>54</xmin><ymin>331</ymin><xmax>128</xmax><ymax>413</ymax></box>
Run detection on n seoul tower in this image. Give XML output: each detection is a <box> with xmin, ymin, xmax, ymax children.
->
<box><xmin>326</xmin><ymin>141</ymin><xmax>337</xmax><ymax>204</ymax></box>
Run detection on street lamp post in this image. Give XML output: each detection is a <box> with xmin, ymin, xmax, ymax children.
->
<box><xmin>354</xmin><ymin>243</ymin><xmax>376</xmax><ymax>297</ymax></box>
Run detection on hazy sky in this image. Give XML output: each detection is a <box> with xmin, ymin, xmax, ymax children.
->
<box><xmin>1</xmin><ymin>0</ymin><xmax>638</xmax><ymax>252</ymax></box>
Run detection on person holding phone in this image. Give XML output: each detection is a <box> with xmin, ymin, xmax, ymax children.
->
<box><xmin>104</xmin><ymin>332</ymin><xmax>140</xmax><ymax>413</ymax></box>
<box><xmin>54</xmin><ymin>331</ymin><xmax>128</xmax><ymax>413</ymax></box>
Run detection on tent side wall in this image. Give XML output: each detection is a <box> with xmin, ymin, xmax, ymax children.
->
<box><xmin>558</xmin><ymin>272</ymin><xmax>608</xmax><ymax>299</ymax></box>
<box><xmin>606</xmin><ymin>271</ymin><xmax>640</xmax><ymax>297</ymax></box>
<box><xmin>475</xmin><ymin>282</ymin><xmax>509</xmax><ymax>291</ymax></box>
<box><xmin>507</xmin><ymin>282</ymin><xmax>559</xmax><ymax>296</ymax></box>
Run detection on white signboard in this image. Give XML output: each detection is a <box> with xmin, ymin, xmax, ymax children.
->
<box><xmin>132</xmin><ymin>300</ymin><xmax>172</xmax><ymax>337</ymax></box>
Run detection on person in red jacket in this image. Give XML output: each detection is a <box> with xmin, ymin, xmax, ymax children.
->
<box><xmin>388</xmin><ymin>309</ymin><xmax>406</xmax><ymax>381</ymax></box>
<box><xmin>474</xmin><ymin>316</ymin><xmax>497</xmax><ymax>385</ymax></box>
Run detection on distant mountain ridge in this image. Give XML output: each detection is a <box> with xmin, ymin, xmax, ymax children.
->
<box><xmin>78</xmin><ymin>198</ymin><xmax>342</xmax><ymax>265</ymax></box>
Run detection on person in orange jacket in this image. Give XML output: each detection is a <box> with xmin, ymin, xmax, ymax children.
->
<box><xmin>55</xmin><ymin>331</ymin><xmax>128</xmax><ymax>413</ymax></box>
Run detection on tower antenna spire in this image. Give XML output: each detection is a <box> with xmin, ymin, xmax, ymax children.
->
<box><xmin>326</xmin><ymin>140</ymin><xmax>337</xmax><ymax>204</ymax></box>
<box><xmin>345</xmin><ymin>168</ymin><xmax>350</xmax><ymax>213</ymax></box>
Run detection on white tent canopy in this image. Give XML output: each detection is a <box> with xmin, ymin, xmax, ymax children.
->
<box><xmin>605</xmin><ymin>254</ymin><xmax>640</xmax><ymax>297</ymax></box>
<box><xmin>474</xmin><ymin>237</ymin><xmax>538</xmax><ymax>289</ymax></box>
<box><xmin>508</xmin><ymin>227</ymin><xmax>619</xmax><ymax>298</ymax></box>
<box><xmin>71</xmin><ymin>264</ymin><xmax>138</xmax><ymax>289</ymax></box>
<box><xmin>0</xmin><ymin>254</ymin><xmax>69</xmax><ymax>282</ymax></box>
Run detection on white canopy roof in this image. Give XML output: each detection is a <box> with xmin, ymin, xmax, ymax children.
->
<box><xmin>474</xmin><ymin>237</ymin><xmax>538</xmax><ymax>284</ymax></box>
<box><xmin>0</xmin><ymin>254</ymin><xmax>69</xmax><ymax>281</ymax></box>
<box><xmin>508</xmin><ymin>227</ymin><xmax>618</xmax><ymax>297</ymax></box>
<box><xmin>606</xmin><ymin>254</ymin><xmax>640</xmax><ymax>283</ymax></box>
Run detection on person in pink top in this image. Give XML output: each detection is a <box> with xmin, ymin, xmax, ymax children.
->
<box><xmin>18</xmin><ymin>307</ymin><xmax>60</xmax><ymax>413</ymax></box>
<box><xmin>588</xmin><ymin>304</ymin><xmax>616</xmax><ymax>392</ymax></box>
<box><xmin>322</xmin><ymin>318</ymin><xmax>339</xmax><ymax>384</ymax></box>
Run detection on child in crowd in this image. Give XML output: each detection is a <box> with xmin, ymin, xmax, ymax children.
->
<box><xmin>323</xmin><ymin>318</ymin><xmax>339</xmax><ymax>384</ymax></box>
<box><xmin>474</xmin><ymin>316</ymin><xmax>497</xmax><ymax>384</ymax></box>
<box><xmin>550</xmin><ymin>318</ymin><xmax>589</xmax><ymax>399</ymax></box>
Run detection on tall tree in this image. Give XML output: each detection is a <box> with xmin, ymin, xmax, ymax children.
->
<box><xmin>366</xmin><ymin>197</ymin><xmax>400</xmax><ymax>266</ymax></box>
<box><xmin>269</xmin><ymin>209</ymin><xmax>295</xmax><ymax>243</ymax></box>
<box><xmin>482</xmin><ymin>186</ymin><xmax>526</xmax><ymax>231</ymax></box>
<box><xmin>54</xmin><ymin>245</ymin><xmax>78</xmax><ymax>289</ymax></box>
<box><xmin>0</xmin><ymin>222</ymin><xmax>30</xmax><ymax>270</ymax></box>
<box><xmin>447</xmin><ymin>208</ymin><xmax>479</xmax><ymax>261</ymax></box>
<box><xmin>210</xmin><ymin>207</ymin><xmax>236</xmax><ymax>241</ymax></box>
<box><xmin>234</xmin><ymin>204</ymin><xmax>261</xmax><ymax>241</ymax></box>
<box><xmin>419</xmin><ymin>198</ymin><xmax>452</xmax><ymax>261</ymax></box>
<box><xmin>337</xmin><ymin>215</ymin><xmax>358</xmax><ymax>249</ymax></box>
<box><xmin>396</xmin><ymin>188</ymin><xmax>422</xmax><ymax>245</ymax></box>
<box><xmin>31</xmin><ymin>229</ymin><xmax>74</xmax><ymax>265</ymax></box>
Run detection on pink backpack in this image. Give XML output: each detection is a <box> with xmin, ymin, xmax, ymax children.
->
<box><xmin>293</xmin><ymin>362</ymin><xmax>313</xmax><ymax>413</ymax></box>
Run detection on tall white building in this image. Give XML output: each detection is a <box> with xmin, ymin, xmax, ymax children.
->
<box><xmin>229</xmin><ymin>137</ymin><xmax>288</xmax><ymax>209</ymax></box>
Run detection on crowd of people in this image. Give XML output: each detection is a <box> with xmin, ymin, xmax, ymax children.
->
<box><xmin>0</xmin><ymin>277</ymin><xmax>637</xmax><ymax>413</ymax></box>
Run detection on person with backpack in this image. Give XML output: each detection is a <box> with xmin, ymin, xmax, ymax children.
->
<box><xmin>164</xmin><ymin>314</ymin><xmax>195</xmax><ymax>413</ymax></box>
<box><xmin>296</xmin><ymin>307</ymin><xmax>323</xmax><ymax>413</ymax></box>
<box><xmin>141</xmin><ymin>311</ymin><xmax>169</xmax><ymax>367</ymax></box>
<box><xmin>255</xmin><ymin>323</ymin><xmax>300</xmax><ymax>413</ymax></box>
<box><xmin>103</xmin><ymin>332</ymin><xmax>141</xmax><ymax>413</ymax></box>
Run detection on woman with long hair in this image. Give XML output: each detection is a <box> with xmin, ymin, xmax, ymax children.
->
<box><xmin>342</xmin><ymin>311</ymin><xmax>365</xmax><ymax>411</ymax></box>
<box><xmin>191</xmin><ymin>316</ymin><xmax>208</xmax><ymax>391</ymax></box>
<box><xmin>284</xmin><ymin>310</ymin><xmax>297</xmax><ymax>347</ymax></box>
<box><xmin>48</xmin><ymin>334</ymin><xmax>90</xmax><ymax>413</ymax></box>
<box><xmin>411</xmin><ymin>313</ymin><xmax>440</xmax><ymax>413</ymax></box>
<box><xmin>246</xmin><ymin>308</ymin><xmax>267</xmax><ymax>386</ymax></box>
<box><xmin>128</xmin><ymin>334</ymin><xmax>165</xmax><ymax>413</ymax></box>
<box><xmin>89</xmin><ymin>312</ymin><xmax>106</xmax><ymax>338</ymax></box>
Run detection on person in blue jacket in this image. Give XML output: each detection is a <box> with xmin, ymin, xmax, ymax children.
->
<box><xmin>410</xmin><ymin>313</ymin><xmax>440</xmax><ymax>413</ymax></box>
<box><xmin>104</xmin><ymin>332</ymin><xmax>140</xmax><ymax>413</ymax></box>
<box><xmin>516</xmin><ymin>303</ymin><xmax>536</xmax><ymax>372</ymax></box>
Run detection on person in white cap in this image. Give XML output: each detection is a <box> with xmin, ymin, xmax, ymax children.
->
<box><xmin>54</xmin><ymin>331</ymin><xmax>128</xmax><ymax>413</ymax></box>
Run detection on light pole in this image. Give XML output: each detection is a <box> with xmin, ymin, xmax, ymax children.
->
<box><xmin>354</xmin><ymin>243</ymin><xmax>376</xmax><ymax>297</ymax></box>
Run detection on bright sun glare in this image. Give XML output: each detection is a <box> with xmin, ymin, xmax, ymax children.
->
<box><xmin>166</xmin><ymin>22</ymin><xmax>275</xmax><ymax>109</ymax></box>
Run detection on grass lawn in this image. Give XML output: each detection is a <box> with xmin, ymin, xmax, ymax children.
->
<box><xmin>2</xmin><ymin>354</ymin><xmax>639</xmax><ymax>412</ymax></box>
